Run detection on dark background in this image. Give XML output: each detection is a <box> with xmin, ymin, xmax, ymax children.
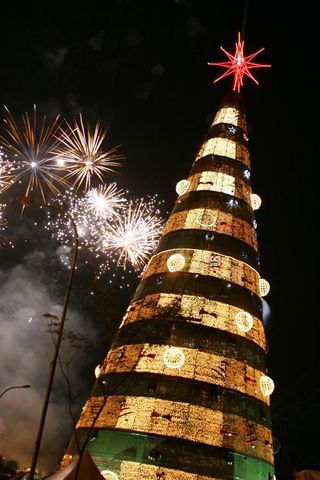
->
<box><xmin>0</xmin><ymin>1</ymin><xmax>318</xmax><ymax>478</ymax></box>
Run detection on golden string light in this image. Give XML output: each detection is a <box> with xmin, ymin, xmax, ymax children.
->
<box><xmin>167</xmin><ymin>253</ymin><xmax>185</xmax><ymax>272</ymax></box>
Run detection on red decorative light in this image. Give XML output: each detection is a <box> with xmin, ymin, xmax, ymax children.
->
<box><xmin>208</xmin><ymin>33</ymin><xmax>271</xmax><ymax>92</ymax></box>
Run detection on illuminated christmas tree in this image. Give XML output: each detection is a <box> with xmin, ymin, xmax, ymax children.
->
<box><xmin>65</xmin><ymin>34</ymin><xmax>275</xmax><ymax>480</ymax></box>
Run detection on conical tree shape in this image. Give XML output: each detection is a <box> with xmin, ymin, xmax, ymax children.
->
<box><xmin>64</xmin><ymin>92</ymin><xmax>275</xmax><ymax>480</ymax></box>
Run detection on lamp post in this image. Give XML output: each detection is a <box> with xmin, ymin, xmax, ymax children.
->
<box><xmin>26</xmin><ymin>202</ymin><xmax>79</xmax><ymax>480</ymax></box>
<box><xmin>0</xmin><ymin>385</ymin><xmax>31</xmax><ymax>399</ymax></box>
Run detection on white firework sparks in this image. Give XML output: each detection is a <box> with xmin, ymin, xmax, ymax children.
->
<box><xmin>0</xmin><ymin>106</ymin><xmax>67</xmax><ymax>205</ymax></box>
<box><xmin>0</xmin><ymin>202</ymin><xmax>7</xmax><ymax>231</ymax></box>
<box><xmin>45</xmin><ymin>188</ymin><xmax>94</xmax><ymax>249</ymax></box>
<box><xmin>101</xmin><ymin>197</ymin><xmax>165</xmax><ymax>270</ymax></box>
<box><xmin>53</xmin><ymin>114</ymin><xmax>124</xmax><ymax>191</ymax></box>
<box><xmin>45</xmin><ymin>187</ymin><xmax>165</xmax><ymax>278</ymax></box>
<box><xmin>87</xmin><ymin>183</ymin><xmax>126</xmax><ymax>219</ymax></box>
<box><xmin>45</xmin><ymin>185</ymin><xmax>128</xmax><ymax>267</ymax></box>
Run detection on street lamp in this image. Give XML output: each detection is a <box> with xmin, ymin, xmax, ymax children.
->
<box><xmin>0</xmin><ymin>385</ymin><xmax>31</xmax><ymax>399</ymax></box>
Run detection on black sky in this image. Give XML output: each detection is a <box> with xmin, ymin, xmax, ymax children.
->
<box><xmin>0</xmin><ymin>1</ymin><xmax>319</xmax><ymax>478</ymax></box>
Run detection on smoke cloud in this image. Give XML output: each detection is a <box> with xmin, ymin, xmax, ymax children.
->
<box><xmin>0</xmin><ymin>251</ymin><xmax>95</xmax><ymax>475</ymax></box>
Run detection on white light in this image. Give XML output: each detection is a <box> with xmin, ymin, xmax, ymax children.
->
<box><xmin>235</xmin><ymin>311</ymin><xmax>253</xmax><ymax>333</ymax></box>
<box><xmin>101</xmin><ymin>471</ymin><xmax>119</xmax><ymax>480</ymax></box>
<box><xmin>259</xmin><ymin>278</ymin><xmax>270</xmax><ymax>297</ymax></box>
<box><xmin>94</xmin><ymin>365</ymin><xmax>102</xmax><ymax>378</ymax></box>
<box><xmin>30</xmin><ymin>161</ymin><xmax>37</xmax><ymax>168</ymax></box>
<box><xmin>244</xmin><ymin>169</ymin><xmax>250</xmax><ymax>179</ymax></box>
<box><xmin>251</xmin><ymin>193</ymin><xmax>262</xmax><ymax>210</ymax></box>
<box><xmin>167</xmin><ymin>253</ymin><xmax>185</xmax><ymax>272</ymax></box>
<box><xmin>260</xmin><ymin>375</ymin><xmax>275</xmax><ymax>396</ymax></box>
<box><xmin>176</xmin><ymin>179</ymin><xmax>190</xmax><ymax>196</ymax></box>
<box><xmin>57</xmin><ymin>158</ymin><xmax>65</xmax><ymax>167</ymax></box>
<box><xmin>163</xmin><ymin>346</ymin><xmax>185</xmax><ymax>369</ymax></box>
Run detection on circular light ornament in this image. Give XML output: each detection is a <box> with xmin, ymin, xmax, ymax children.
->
<box><xmin>94</xmin><ymin>365</ymin><xmax>102</xmax><ymax>378</ymax></box>
<box><xmin>197</xmin><ymin>211</ymin><xmax>216</xmax><ymax>228</ymax></box>
<box><xmin>235</xmin><ymin>311</ymin><xmax>253</xmax><ymax>333</ymax></box>
<box><xmin>167</xmin><ymin>253</ymin><xmax>185</xmax><ymax>272</ymax></box>
<box><xmin>260</xmin><ymin>375</ymin><xmax>275</xmax><ymax>396</ymax></box>
<box><xmin>163</xmin><ymin>346</ymin><xmax>185</xmax><ymax>369</ymax></box>
<box><xmin>176</xmin><ymin>179</ymin><xmax>190</xmax><ymax>196</ymax></box>
<box><xmin>259</xmin><ymin>278</ymin><xmax>270</xmax><ymax>297</ymax></box>
<box><xmin>101</xmin><ymin>471</ymin><xmax>119</xmax><ymax>480</ymax></box>
<box><xmin>250</xmin><ymin>193</ymin><xmax>262</xmax><ymax>210</ymax></box>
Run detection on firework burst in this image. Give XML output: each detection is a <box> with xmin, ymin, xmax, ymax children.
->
<box><xmin>101</xmin><ymin>197</ymin><xmax>165</xmax><ymax>270</ymax></box>
<box><xmin>45</xmin><ymin>189</ymin><xmax>165</xmax><ymax>276</ymax></box>
<box><xmin>53</xmin><ymin>114</ymin><xmax>124</xmax><ymax>191</ymax></box>
<box><xmin>0</xmin><ymin>106</ymin><xmax>67</xmax><ymax>205</ymax></box>
<box><xmin>87</xmin><ymin>183</ymin><xmax>126</xmax><ymax>220</ymax></box>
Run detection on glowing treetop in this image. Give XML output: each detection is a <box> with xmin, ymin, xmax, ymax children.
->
<box><xmin>208</xmin><ymin>32</ymin><xmax>271</xmax><ymax>92</ymax></box>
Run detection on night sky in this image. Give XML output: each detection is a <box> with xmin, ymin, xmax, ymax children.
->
<box><xmin>0</xmin><ymin>1</ymin><xmax>319</xmax><ymax>479</ymax></box>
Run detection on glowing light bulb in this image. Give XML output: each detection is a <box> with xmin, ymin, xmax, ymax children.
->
<box><xmin>259</xmin><ymin>278</ymin><xmax>270</xmax><ymax>297</ymax></box>
<box><xmin>167</xmin><ymin>253</ymin><xmax>185</xmax><ymax>272</ymax></box>
<box><xmin>260</xmin><ymin>375</ymin><xmax>274</xmax><ymax>396</ymax></box>
<box><xmin>176</xmin><ymin>179</ymin><xmax>190</xmax><ymax>196</ymax></box>
<box><xmin>163</xmin><ymin>347</ymin><xmax>185</xmax><ymax>369</ymax></box>
<box><xmin>235</xmin><ymin>311</ymin><xmax>253</xmax><ymax>332</ymax></box>
<box><xmin>251</xmin><ymin>193</ymin><xmax>262</xmax><ymax>210</ymax></box>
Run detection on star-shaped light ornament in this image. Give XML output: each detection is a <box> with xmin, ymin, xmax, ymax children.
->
<box><xmin>208</xmin><ymin>33</ymin><xmax>271</xmax><ymax>92</ymax></box>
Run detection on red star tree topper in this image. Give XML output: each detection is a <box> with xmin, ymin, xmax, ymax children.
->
<box><xmin>208</xmin><ymin>32</ymin><xmax>271</xmax><ymax>92</ymax></box>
